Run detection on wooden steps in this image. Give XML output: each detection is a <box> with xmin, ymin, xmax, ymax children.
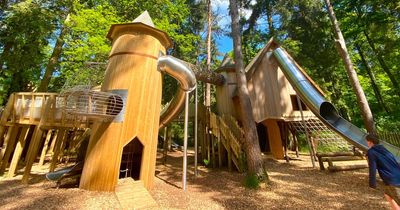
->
<box><xmin>115</xmin><ymin>178</ymin><xmax>158</xmax><ymax>209</ymax></box>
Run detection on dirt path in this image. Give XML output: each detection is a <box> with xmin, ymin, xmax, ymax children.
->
<box><xmin>0</xmin><ymin>151</ymin><xmax>389</xmax><ymax>209</ymax></box>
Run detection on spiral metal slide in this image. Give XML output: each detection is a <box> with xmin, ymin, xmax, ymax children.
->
<box><xmin>157</xmin><ymin>55</ymin><xmax>196</xmax><ymax>128</ymax></box>
<box><xmin>273</xmin><ymin>47</ymin><xmax>400</xmax><ymax>161</ymax></box>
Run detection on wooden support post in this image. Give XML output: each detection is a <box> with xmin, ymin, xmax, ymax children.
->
<box><xmin>49</xmin><ymin>129</ymin><xmax>66</xmax><ymax>172</ymax></box>
<box><xmin>7</xmin><ymin>126</ymin><xmax>30</xmax><ymax>178</ymax></box>
<box><xmin>39</xmin><ymin>130</ymin><xmax>53</xmax><ymax>166</ymax></box>
<box><xmin>162</xmin><ymin>126</ymin><xmax>169</xmax><ymax>165</ymax></box>
<box><xmin>48</xmin><ymin>129</ymin><xmax>59</xmax><ymax>155</ymax></box>
<box><xmin>21</xmin><ymin>126</ymin><xmax>44</xmax><ymax>184</ymax></box>
<box><xmin>263</xmin><ymin>119</ymin><xmax>284</xmax><ymax>159</ymax></box>
<box><xmin>0</xmin><ymin>126</ymin><xmax>10</xmax><ymax>160</ymax></box>
<box><xmin>0</xmin><ymin>126</ymin><xmax>19</xmax><ymax>174</ymax></box>
<box><xmin>211</xmin><ymin>134</ymin><xmax>216</xmax><ymax>168</ymax></box>
<box><xmin>317</xmin><ymin>155</ymin><xmax>325</xmax><ymax>170</ymax></box>
<box><xmin>0</xmin><ymin>94</ymin><xmax>15</xmax><ymax>145</ymax></box>
<box><xmin>207</xmin><ymin>128</ymin><xmax>211</xmax><ymax>166</ymax></box>
<box><xmin>292</xmin><ymin>129</ymin><xmax>299</xmax><ymax>158</ymax></box>
<box><xmin>65</xmin><ymin>129</ymin><xmax>81</xmax><ymax>164</ymax></box>
<box><xmin>200</xmin><ymin>122</ymin><xmax>206</xmax><ymax>162</ymax></box>
<box><xmin>58</xmin><ymin>130</ymin><xmax>71</xmax><ymax>163</ymax></box>
<box><xmin>278</xmin><ymin>121</ymin><xmax>290</xmax><ymax>162</ymax></box>
<box><xmin>227</xmin><ymin>136</ymin><xmax>232</xmax><ymax>172</ymax></box>
<box><xmin>217</xmin><ymin>130</ymin><xmax>222</xmax><ymax>168</ymax></box>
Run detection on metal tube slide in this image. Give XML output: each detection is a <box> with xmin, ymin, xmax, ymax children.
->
<box><xmin>273</xmin><ymin>47</ymin><xmax>400</xmax><ymax>159</ymax></box>
<box><xmin>158</xmin><ymin>55</ymin><xmax>196</xmax><ymax>128</ymax></box>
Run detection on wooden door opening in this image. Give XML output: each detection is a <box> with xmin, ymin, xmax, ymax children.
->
<box><xmin>257</xmin><ymin>123</ymin><xmax>270</xmax><ymax>153</ymax></box>
<box><xmin>119</xmin><ymin>137</ymin><xmax>143</xmax><ymax>180</ymax></box>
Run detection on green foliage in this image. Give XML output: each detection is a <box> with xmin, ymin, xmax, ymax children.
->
<box><xmin>57</xmin><ymin>3</ymin><xmax>120</xmax><ymax>90</ymax></box>
<box><xmin>244</xmin><ymin>173</ymin><xmax>260</xmax><ymax>189</ymax></box>
<box><xmin>1</xmin><ymin>0</ymin><xmax>399</xmax><ymax>133</ymax></box>
<box><xmin>0</xmin><ymin>0</ymin><xmax>55</xmax><ymax>103</ymax></box>
<box><xmin>203</xmin><ymin>159</ymin><xmax>210</xmax><ymax>166</ymax></box>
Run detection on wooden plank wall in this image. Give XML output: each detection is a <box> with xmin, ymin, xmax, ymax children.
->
<box><xmin>247</xmin><ymin>51</ymin><xmax>315</xmax><ymax>122</ymax></box>
<box><xmin>79</xmin><ymin>24</ymin><xmax>169</xmax><ymax>191</ymax></box>
<box><xmin>215</xmin><ymin>71</ymin><xmax>238</xmax><ymax>119</ymax></box>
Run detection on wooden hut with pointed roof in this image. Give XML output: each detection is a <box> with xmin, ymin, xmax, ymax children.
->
<box><xmin>216</xmin><ymin>39</ymin><xmax>322</xmax><ymax>159</ymax></box>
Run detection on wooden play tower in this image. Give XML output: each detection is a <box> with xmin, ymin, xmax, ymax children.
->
<box><xmin>79</xmin><ymin>12</ymin><xmax>173</xmax><ymax>191</ymax></box>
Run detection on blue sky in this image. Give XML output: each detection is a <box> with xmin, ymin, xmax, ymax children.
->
<box><xmin>212</xmin><ymin>0</ymin><xmax>256</xmax><ymax>55</ymax></box>
<box><xmin>213</xmin><ymin>0</ymin><xmax>232</xmax><ymax>54</ymax></box>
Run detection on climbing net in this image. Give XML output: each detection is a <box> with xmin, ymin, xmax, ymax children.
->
<box><xmin>288</xmin><ymin>116</ymin><xmax>353</xmax><ymax>152</ymax></box>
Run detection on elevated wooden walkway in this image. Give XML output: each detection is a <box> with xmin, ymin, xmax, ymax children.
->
<box><xmin>115</xmin><ymin>178</ymin><xmax>158</xmax><ymax>209</ymax></box>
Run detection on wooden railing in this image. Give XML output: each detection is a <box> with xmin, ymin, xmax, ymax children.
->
<box><xmin>208</xmin><ymin>110</ymin><xmax>244</xmax><ymax>172</ymax></box>
<box><xmin>0</xmin><ymin>92</ymin><xmax>88</xmax><ymax>128</ymax></box>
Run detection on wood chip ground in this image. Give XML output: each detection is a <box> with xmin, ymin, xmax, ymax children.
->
<box><xmin>0</xmin><ymin>150</ymin><xmax>390</xmax><ymax>209</ymax></box>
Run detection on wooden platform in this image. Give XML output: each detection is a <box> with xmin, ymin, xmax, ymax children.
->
<box><xmin>115</xmin><ymin>178</ymin><xmax>158</xmax><ymax>209</ymax></box>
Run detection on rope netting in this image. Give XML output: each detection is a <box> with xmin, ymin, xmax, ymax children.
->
<box><xmin>288</xmin><ymin>116</ymin><xmax>353</xmax><ymax>152</ymax></box>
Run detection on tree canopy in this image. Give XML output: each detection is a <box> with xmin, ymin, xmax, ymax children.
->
<box><xmin>0</xmin><ymin>0</ymin><xmax>399</xmax><ymax>131</ymax></box>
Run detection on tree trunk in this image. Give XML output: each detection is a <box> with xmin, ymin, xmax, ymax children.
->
<box><xmin>37</xmin><ymin>18</ymin><xmax>68</xmax><ymax>92</ymax></box>
<box><xmin>228</xmin><ymin>0</ymin><xmax>268</xmax><ymax>181</ymax></box>
<box><xmin>363</xmin><ymin>30</ymin><xmax>400</xmax><ymax>99</ymax></box>
<box><xmin>355</xmin><ymin>44</ymin><xmax>390</xmax><ymax>113</ymax></box>
<box><xmin>324</xmin><ymin>0</ymin><xmax>376</xmax><ymax>134</ymax></box>
<box><xmin>205</xmin><ymin>0</ymin><xmax>212</xmax><ymax>107</ymax></box>
<box><xmin>265</xmin><ymin>0</ymin><xmax>275</xmax><ymax>36</ymax></box>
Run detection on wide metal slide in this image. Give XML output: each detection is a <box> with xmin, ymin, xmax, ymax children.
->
<box><xmin>273</xmin><ymin>47</ymin><xmax>400</xmax><ymax>161</ymax></box>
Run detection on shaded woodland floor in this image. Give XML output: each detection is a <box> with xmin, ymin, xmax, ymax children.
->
<box><xmin>0</xmin><ymin>150</ymin><xmax>390</xmax><ymax>209</ymax></box>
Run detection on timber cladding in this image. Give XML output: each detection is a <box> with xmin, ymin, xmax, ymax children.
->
<box><xmin>216</xmin><ymin>71</ymin><xmax>238</xmax><ymax>118</ymax></box>
<box><xmin>79</xmin><ymin>22</ymin><xmax>171</xmax><ymax>191</ymax></box>
<box><xmin>247</xmin><ymin>52</ymin><xmax>297</xmax><ymax>122</ymax></box>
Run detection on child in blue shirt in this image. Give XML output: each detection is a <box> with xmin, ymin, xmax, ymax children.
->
<box><xmin>366</xmin><ymin>134</ymin><xmax>400</xmax><ymax>210</ymax></box>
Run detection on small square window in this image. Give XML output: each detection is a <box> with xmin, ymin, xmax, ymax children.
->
<box><xmin>290</xmin><ymin>95</ymin><xmax>308</xmax><ymax>111</ymax></box>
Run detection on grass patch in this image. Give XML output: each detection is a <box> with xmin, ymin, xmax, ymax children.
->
<box><xmin>244</xmin><ymin>173</ymin><xmax>260</xmax><ymax>189</ymax></box>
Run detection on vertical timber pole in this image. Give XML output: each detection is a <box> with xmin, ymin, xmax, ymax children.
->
<box><xmin>183</xmin><ymin>92</ymin><xmax>189</xmax><ymax>190</ymax></box>
<box><xmin>297</xmin><ymin>96</ymin><xmax>315</xmax><ymax>168</ymax></box>
<box><xmin>194</xmin><ymin>84</ymin><xmax>198</xmax><ymax>177</ymax></box>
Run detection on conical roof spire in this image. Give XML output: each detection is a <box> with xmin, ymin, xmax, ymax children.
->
<box><xmin>132</xmin><ymin>11</ymin><xmax>154</xmax><ymax>27</ymax></box>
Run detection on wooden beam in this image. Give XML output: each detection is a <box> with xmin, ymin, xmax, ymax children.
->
<box><xmin>7</xmin><ymin>126</ymin><xmax>30</xmax><ymax>178</ymax></box>
<box><xmin>328</xmin><ymin>164</ymin><xmax>368</xmax><ymax>172</ymax></box>
<box><xmin>38</xmin><ymin>130</ymin><xmax>53</xmax><ymax>166</ymax></box>
<box><xmin>21</xmin><ymin>126</ymin><xmax>44</xmax><ymax>184</ymax></box>
<box><xmin>182</xmin><ymin>61</ymin><xmax>225</xmax><ymax>86</ymax></box>
<box><xmin>49</xmin><ymin>129</ymin><xmax>67</xmax><ymax>172</ymax></box>
<box><xmin>0</xmin><ymin>125</ymin><xmax>19</xmax><ymax>174</ymax></box>
<box><xmin>0</xmin><ymin>94</ymin><xmax>15</xmax><ymax>145</ymax></box>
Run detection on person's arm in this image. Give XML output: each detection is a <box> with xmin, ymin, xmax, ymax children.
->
<box><xmin>367</xmin><ymin>151</ymin><xmax>377</xmax><ymax>188</ymax></box>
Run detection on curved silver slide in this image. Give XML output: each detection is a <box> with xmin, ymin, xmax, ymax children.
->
<box><xmin>273</xmin><ymin>47</ymin><xmax>400</xmax><ymax>160</ymax></box>
<box><xmin>157</xmin><ymin>55</ymin><xmax>196</xmax><ymax>128</ymax></box>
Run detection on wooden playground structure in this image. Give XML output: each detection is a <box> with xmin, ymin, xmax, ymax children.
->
<box><xmin>0</xmin><ymin>11</ymin><xmax>370</xmax><ymax>208</ymax></box>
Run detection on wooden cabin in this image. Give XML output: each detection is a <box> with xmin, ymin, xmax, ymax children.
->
<box><xmin>216</xmin><ymin>40</ymin><xmax>322</xmax><ymax>159</ymax></box>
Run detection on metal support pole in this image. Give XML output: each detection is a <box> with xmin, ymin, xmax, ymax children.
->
<box><xmin>297</xmin><ymin>96</ymin><xmax>316</xmax><ymax>168</ymax></box>
<box><xmin>194</xmin><ymin>85</ymin><xmax>198</xmax><ymax>177</ymax></box>
<box><xmin>183</xmin><ymin>92</ymin><xmax>189</xmax><ymax>190</ymax></box>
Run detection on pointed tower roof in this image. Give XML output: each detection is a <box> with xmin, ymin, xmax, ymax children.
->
<box><xmin>106</xmin><ymin>11</ymin><xmax>172</xmax><ymax>48</ymax></box>
<box><xmin>132</xmin><ymin>11</ymin><xmax>154</xmax><ymax>27</ymax></box>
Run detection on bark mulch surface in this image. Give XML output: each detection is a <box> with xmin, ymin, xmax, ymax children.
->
<box><xmin>0</xmin><ymin>151</ymin><xmax>389</xmax><ymax>209</ymax></box>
